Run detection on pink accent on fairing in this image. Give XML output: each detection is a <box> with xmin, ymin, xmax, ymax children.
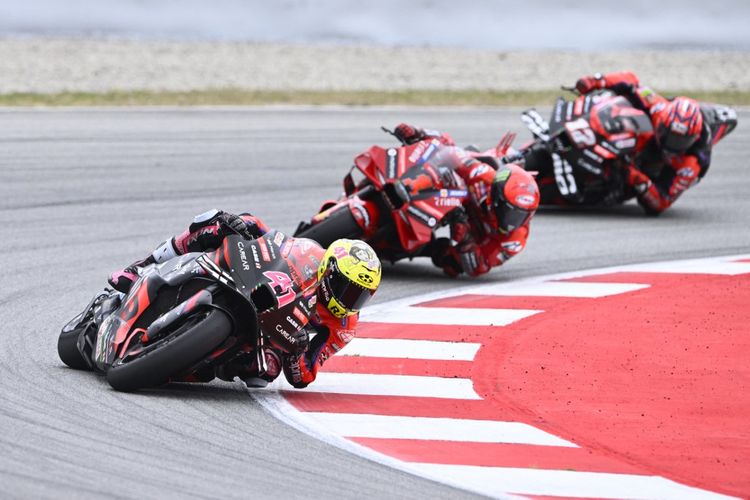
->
<box><xmin>110</xmin><ymin>269</ymin><xmax>137</xmax><ymax>284</ymax></box>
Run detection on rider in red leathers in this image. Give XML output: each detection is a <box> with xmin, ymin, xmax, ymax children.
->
<box><xmin>574</xmin><ymin>71</ymin><xmax>737</xmax><ymax>214</ymax></box>
<box><xmin>393</xmin><ymin>123</ymin><xmax>539</xmax><ymax>277</ymax></box>
<box><xmin>108</xmin><ymin>209</ymin><xmax>381</xmax><ymax>389</ymax></box>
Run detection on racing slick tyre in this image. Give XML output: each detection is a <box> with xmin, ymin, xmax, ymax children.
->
<box><xmin>106</xmin><ymin>309</ymin><xmax>232</xmax><ymax>392</ymax></box>
<box><xmin>58</xmin><ymin>326</ymin><xmax>94</xmax><ymax>371</ymax></box>
<box><xmin>294</xmin><ymin>207</ymin><xmax>364</xmax><ymax>248</ymax></box>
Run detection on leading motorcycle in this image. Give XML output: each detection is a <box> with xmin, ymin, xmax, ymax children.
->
<box><xmin>515</xmin><ymin>89</ymin><xmax>737</xmax><ymax>207</ymax></box>
<box><xmin>58</xmin><ymin>231</ymin><xmax>321</xmax><ymax>391</ymax></box>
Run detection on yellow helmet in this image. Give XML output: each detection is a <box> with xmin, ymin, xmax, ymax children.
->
<box><xmin>317</xmin><ymin>239</ymin><xmax>382</xmax><ymax>318</ymax></box>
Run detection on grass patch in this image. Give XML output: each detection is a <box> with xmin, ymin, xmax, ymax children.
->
<box><xmin>1</xmin><ymin>88</ymin><xmax>749</xmax><ymax>106</ymax></box>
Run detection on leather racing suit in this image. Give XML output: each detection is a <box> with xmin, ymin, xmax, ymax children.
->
<box><xmin>108</xmin><ymin>209</ymin><xmax>357</xmax><ymax>389</ymax></box>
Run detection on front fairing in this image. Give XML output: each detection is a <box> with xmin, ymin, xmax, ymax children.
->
<box><xmin>353</xmin><ymin>141</ymin><xmax>468</xmax><ymax>252</ymax></box>
<box><xmin>93</xmin><ymin>253</ymin><xmax>207</xmax><ymax>370</ymax></box>
<box><xmin>211</xmin><ymin>232</ymin><xmax>323</xmax><ymax>352</ymax></box>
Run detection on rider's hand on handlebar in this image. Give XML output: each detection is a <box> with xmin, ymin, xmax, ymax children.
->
<box><xmin>575</xmin><ymin>74</ymin><xmax>605</xmax><ymax>94</ymax></box>
<box><xmin>218</xmin><ymin>212</ymin><xmax>252</xmax><ymax>239</ymax></box>
<box><xmin>394</xmin><ymin>123</ymin><xmax>424</xmax><ymax>145</ymax></box>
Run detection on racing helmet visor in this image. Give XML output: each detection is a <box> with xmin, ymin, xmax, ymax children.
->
<box><xmin>324</xmin><ymin>263</ymin><xmax>375</xmax><ymax>313</ymax></box>
<box><xmin>494</xmin><ymin>201</ymin><xmax>532</xmax><ymax>234</ymax></box>
<box><xmin>661</xmin><ymin>130</ymin><xmax>697</xmax><ymax>153</ymax></box>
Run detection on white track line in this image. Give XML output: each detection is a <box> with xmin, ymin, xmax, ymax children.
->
<box><xmin>472</xmin><ymin>281</ymin><xmax>649</xmax><ymax>297</ymax></box>
<box><xmin>410</xmin><ymin>463</ymin><xmax>738</xmax><ymax>500</ymax></box>
<box><xmin>340</xmin><ymin>338</ymin><xmax>481</xmax><ymax>360</ymax></box>
<box><xmin>307</xmin><ymin>372</ymin><xmax>481</xmax><ymax>400</ymax></box>
<box><xmin>624</xmin><ymin>258</ymin><xmax>750</xmax><ymax>276</ymax></box>
<box><xmin>250</xmin><ymin>391</ymin><xmax>522</xmax><ymax>500</ymax></box>
<box><xmin>255</xmin><ymin>254</ymin><xmax>750</xmax><ymax>499</ymax></box>
<box><xmin>362</xmin><ymin>306</ymin><xmax>541</xmax><ymax>325</ymax></box>
<box><xmin>303</xmin><ymin>412</ymin><xmax>576</xmax><ymax>447</ymax></box>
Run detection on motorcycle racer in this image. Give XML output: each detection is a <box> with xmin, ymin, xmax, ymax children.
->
<box><xmin>574</xmin><ymin>71</ymin><xmax>737</xmax><ymax>214</ymax></box>
<box><xmin>392</xmin><ymin>123</ymin><xmax>539</xmax><ymax>277</ymax></box>
<box><xmin>108</xmin><ymin>209</ymin><xmax>381</xmax><ymax>389</ymax></box>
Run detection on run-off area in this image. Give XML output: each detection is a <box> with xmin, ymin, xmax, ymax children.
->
<box><xmin>256</xmin><ymin>255</ymin><xmax>750</xmax><ymax>500</ymax></box>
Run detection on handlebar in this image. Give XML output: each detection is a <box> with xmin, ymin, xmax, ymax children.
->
<box><xmin>560</xmin><ymin>85</ymin><xmax>579</xmax><ymax>96</ymax></box>
<box><xmin>381</xmin><ymin>126</ymin><xmax>407</xmax><ymax>146</ymax></box>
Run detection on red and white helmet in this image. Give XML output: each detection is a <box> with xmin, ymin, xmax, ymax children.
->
<box><xmin>489</xmin><ymin>164</ymin><xmax>539</xmax><ymax>234</ymax></box>
<box><xmin>652</xmin><ymin>97</ymin><xmax>704</xmax><ymax>153</ymax></box>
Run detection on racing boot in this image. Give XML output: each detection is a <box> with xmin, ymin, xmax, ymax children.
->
<box><xmin>108</xmin><ymin>255</ymin><xmax>156</xmax><ymax>294</ymax></box>
<box><xmin>108</xmin><ymin>238</ymin><xmax>180</xmax><ymax>293</ymax></box>
<box><xmin>243</xmin><ymin>349</ymin><xmax>282</xmax><ymax>388</ymax></box>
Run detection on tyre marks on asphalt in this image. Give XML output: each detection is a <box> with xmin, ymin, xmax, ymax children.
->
<box><xmin>254</xmin><ymin>255</ymin><xmax>750</xmax><ymax>499</ymax></box>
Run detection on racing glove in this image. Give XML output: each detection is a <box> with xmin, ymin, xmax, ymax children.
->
<box><xmin>625</xmin><ymin>165</ymin><xmax>653</xmax><ymax>195</ymax></box>
<box><xmin>430</xmin><ymin>237</ymin><xmax>462</xmax><ymax>277</ymax></box>
<box><xmin>290</xmin><ymin>327</ymin><xmax>310</xmax><ymax>355</ymax></box>
<box><xmin>394</xmin><ymin>123</ymin><xmax>425</xmax><ymax>145</ymax></box>
<box><xmin>217</xmin><ymin>212</ymin><xmax>256</xmax><ymax>239</ymax></box>
<box><xmin>575</xmin><ymin>74</ymin><xmax>605</xmax><ymax>94</ymax></box>
<box><xmin>282</xmin><ymin>352</ymin><xmax>314</xmax><ymax>389</ymax></box>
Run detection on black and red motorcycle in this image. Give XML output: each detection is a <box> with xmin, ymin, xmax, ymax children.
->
<box><xmin>58</xmin><ymin>231</ymin><xmax>322</xmax><ymax>391</ymax></box>
<box><xmin>515</xmin><ymin>89</ymin><xmax>737</xmax><ymax>207</ymax></box>
<box><xmin>294</xmin><ymin>128</ymin><xmax>511</xmax><ymax>263</ymax></box>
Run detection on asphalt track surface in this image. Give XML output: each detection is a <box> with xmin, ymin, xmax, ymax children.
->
<box><xmin>1</xmin><ymin>106</ymin><xmax>748</xmax><ymax>499</ymax></box>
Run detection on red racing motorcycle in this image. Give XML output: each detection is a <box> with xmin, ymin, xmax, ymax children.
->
<box><xmin>58</xmin><ymin>231</ymin><xmax>321</xmax><ymax>391</ymax></box>
<box><xmin>294</xmin><ymin>128</ymin><xmax>493</xmax><ymax>264</ymax></box>
<box><xmin>516</xmin><ymin>89</ymin><xmax>737</xmax><ymax>207</ymax></box>
<box><xmin>517</xmin><ymin>89</ymin><xmax>654</xmax><ymax>206</ymax></box>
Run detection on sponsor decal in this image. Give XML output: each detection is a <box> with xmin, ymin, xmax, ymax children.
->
<box><xmin>259</xmin><ymin>239</ymin><xmax>270</xmax><ymax>262</ymax></box>
<box><xmin>435</xmin><ymin>196</ymin><xmax>462</xmax><ymax>207</ymax></box>
<box><xmin>470</xmin><ymin>164</ymin><xmax>491</xmax><ymax>178</ymax></box>
<box><xmin>577</xmin><ymin>159</ymin><xmax>603</xmax><ymax>175</ymax></box>
<box><xmin>614</xmin><ymin>137</ymin><xmax>636</xmax><ymax>149</ymax></box>
<box><xmin>352</xmin><ymin>204</ymin><xmax>371</xmax><ymax>228</ymax></box>
<box><xmin>292</xmin><ymin>307</ymin><xmax>307</xmax><ymax>324</ymax></box>
<box><xmin>515</xmin><ymin>194</ymin><xmax>536</xmax><ymax>208</ymax></box>
<box><xmin>299</xmin><ymin>239</ymin><xmax>314</xmax><ymax>254</ymax></box>
<box><xmin>408</xmin><ymin>140</ymin><xmax>429</xmax><ymax>163</ymax></box>
<box><xmin>501</xmin><ymin>240</ymin><xmax>522</xmax><ymax>253</ymax></box>
<box><xmin>671</xmin><ymin>121</ymin><xmax>688</xmax><ymax>134</ymax></box>
<box><xmin>677</xmin><ymin>167</ymin><xmax>695</xmax><ymax>177</ymax></box>
<box><xmin>287</xmin><ymin>315</ymin><xmax>301</xmax><ymax>330</ymax></box>
<box><xmin>237</xmin><ymin>241</ymin><xmax>250</xmax><ymax>271</ymax></box>
<box><xmin>308</xmin><ymin>294</ymin><xmax>318</xmax><ymax>308</ymax></box>
<box><xmin>418</xmin><ymin>140</ymin><xmax>439</xmax><ymax>164</ymax></box>
<box><xmin>406</xmin><ymin>205</ymin><xmax>437</xmax><ymax>227</ymax></box>
<box><xmin>554</xmin><ymin>100</ymin><xmax>564</xmax><ymax>123</ymax></box>
<box><xmin>280</xmin><ymin>240</ymin><xmax>292</xmax><ymax>258</ymax></box>
<box><xmin>263</xmin><ymin>270</ymin><xmax>295</xmax><ymax>308</ymax></box>
<box><xmin>274</xmin><ymin>323</ymin><xmax>296</xmax><ymax>345</ymax></box>
<box><xmin>495</xmin><ymin>169</ymin><xmax>511</xmax><ymax>182</ymax></box>
<box><xmin>386</xmin><ymin>148</ymin><xmax>398</xmax><ymax>179</ymax></box>
<box><xmin>638</xmin><ymin>86</ymin><xmax>655</xmax><ymax>103</ymax></box>
<box><xmin>339</xmin><ymin>329</ymin><xmax>355</xmax><ymax>343</ymax></box>
<box><xmin>303</xmin><ymin>264</ymin><xmax>315</xmax><ymax>279</ymax></box>
<box><xmin>582</xmin><ymin>148</ymin><xmax>603</xmax><ymax>163</ymax></box>
<box><xmin>273</xmin><ymin>231</ymin><xmax>285</xmax><ymax>247</ymax></box>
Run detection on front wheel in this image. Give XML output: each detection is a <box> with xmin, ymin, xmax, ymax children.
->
<box><xmin>58</xmin><ymin>325</ymin><xmax>95</xmax><ymax>371</ymax></box>
<box><xmin>106</xmin><ymin>309</ymin><xmax>232</xmax><ymax>392</ymax></box>
<box><xmin>295</xmin><ymin>207</ymin><xmax>364</xmax><ymax>248</ymax></box>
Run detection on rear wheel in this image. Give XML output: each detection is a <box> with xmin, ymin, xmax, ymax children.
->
<box><xmin>106</xmin><ymin>309</ymin><xmax>232</xmax><ymax>392</ymax></box>
<box><xmin>295</xmin><ymin>207</ymin><xmax>364</xmax><ymax>248</ymax></box>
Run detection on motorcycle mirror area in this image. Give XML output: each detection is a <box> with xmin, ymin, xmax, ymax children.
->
<box><xmin>381</xmin><ymin>125</ymin><xmax>407</xmax><ymax>145</ymax></box>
